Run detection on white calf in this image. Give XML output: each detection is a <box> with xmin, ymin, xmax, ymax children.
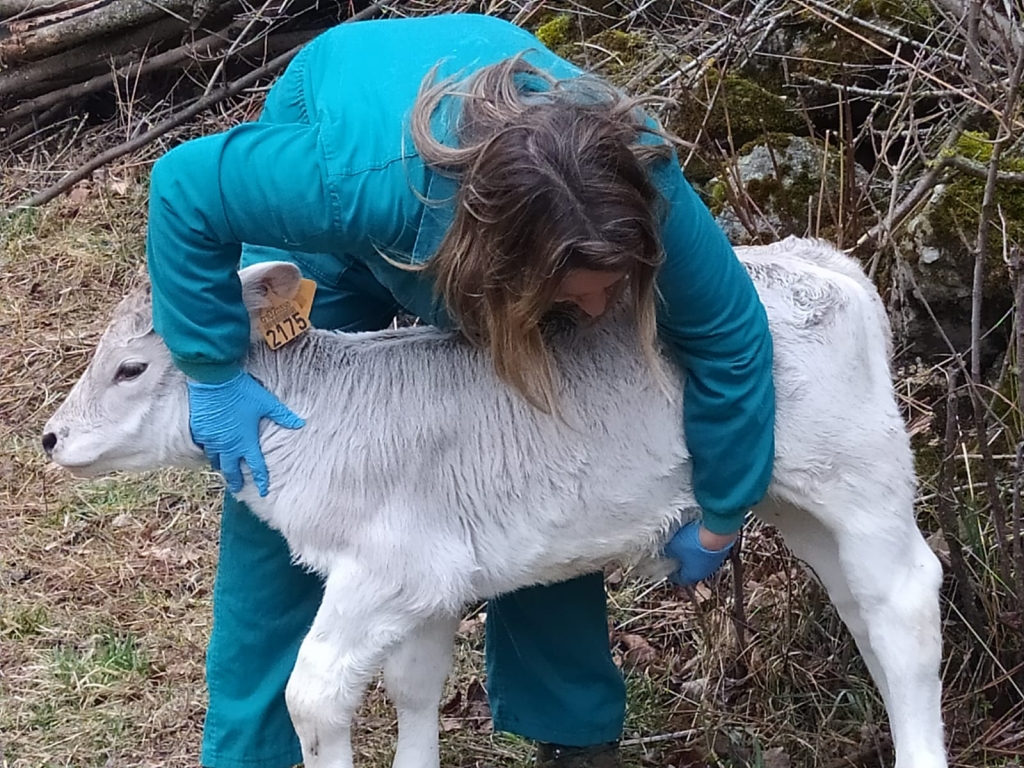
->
<box><xmin>43</xmin><ymin>236</ymin><xmax>946</xmax><ymax>768</ymax></box>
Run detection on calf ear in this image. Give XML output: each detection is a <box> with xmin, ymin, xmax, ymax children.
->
<box><xmin>239</xmin><ymin>262</ymin><xmax>304</xmax><ymax>314</ymax></box>
<box><xmin>110</xmin><ymin>282</ymin><xmax>154</xmax><ymax>340</ymax></box>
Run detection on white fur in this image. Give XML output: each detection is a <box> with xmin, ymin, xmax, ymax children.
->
<box><xmin>43</xmin><ymin>236</ymin><xmax>947</xmax><ymax>768</ymax></box>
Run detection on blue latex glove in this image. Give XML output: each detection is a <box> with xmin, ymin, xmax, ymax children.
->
<box><xmin>664</xmin><ymin>520</ymin><xmax>735</xmax><ymax>586</ymax></box>
<box><xmin>187</xmin><ymin>371</ymin><xmax>305</xmax><ymax>496</ymax></box>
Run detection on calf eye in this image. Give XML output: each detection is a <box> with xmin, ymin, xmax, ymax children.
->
<box><xmin>114</xmin><ymin>361</ymin><xmax>148</xmax><ymax>382</ymax></box>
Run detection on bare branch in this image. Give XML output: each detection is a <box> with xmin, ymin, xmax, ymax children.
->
<box><xmin>935</xmin><ymin>365</ymin><xmax>986</xmax><ymax>634</ymax></box>
<box><xmin>947</xmin><ymin>155</ymin><xmax>1024</xmax><ymax>183</ymax></box>
<box><xmin>791</xmin><ymin>0</ymin><xmax>1020</xmax><ymax>129</ymax></box>
<box><xmin>933</xmin><ymin>0</ymin><xmax>1024</xmax><ymax>54</ymax></box>
<box><xmin>854</xmin><ymin>120</ymin><xmax>966</xmax><ymax>254</ymax></box>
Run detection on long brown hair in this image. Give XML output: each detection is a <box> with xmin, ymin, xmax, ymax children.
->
<box><xmin>410</xmin><ymin>54</ymin><xmax>675</xmax><ymax>412</ymax></box>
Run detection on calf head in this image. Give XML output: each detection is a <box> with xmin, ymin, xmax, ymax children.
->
<box><xmin>42</xmin><ymin>261</ymin><xmax>303</xmax><ymax>477</ymax></box>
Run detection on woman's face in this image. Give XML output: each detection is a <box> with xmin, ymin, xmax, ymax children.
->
<box><xmin>554</xmin><ymin>269</ymin><xmax>626</xmax><ymax>318</ymax></box>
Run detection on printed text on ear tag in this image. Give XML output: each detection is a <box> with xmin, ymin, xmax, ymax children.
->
<box><xmin>258</xmin><ymin>278</ymin><xmax>317</xmax><ymax>350</ymax></box>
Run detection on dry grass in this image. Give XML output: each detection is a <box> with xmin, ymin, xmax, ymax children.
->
<box><xmin>1</xmin><ymin>180</ymin><xmax>214</xmax><ymax>767</ymax></box>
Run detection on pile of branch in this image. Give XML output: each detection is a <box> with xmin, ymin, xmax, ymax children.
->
<box><xmin>0</xmin><ymin>0</ymin><xmax>374</xmax><ymax>144</ymax></box>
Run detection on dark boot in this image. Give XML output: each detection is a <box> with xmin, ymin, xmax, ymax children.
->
<box><xmin>535</xmin><ymin>742</ymin><xmax>622</xmax><ymax>768</ymax></box>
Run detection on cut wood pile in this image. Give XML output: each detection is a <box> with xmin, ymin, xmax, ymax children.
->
<box><xmin>0</xmin><ymin>0</ymin><xmax>393</xmax><ymax>146</ymax></box>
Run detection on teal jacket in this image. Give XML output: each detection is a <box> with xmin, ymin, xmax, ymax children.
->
<box><xmin>146</xmin><ymin>13</ymin><xmax>775</xmax><ymax>534</ymax></box>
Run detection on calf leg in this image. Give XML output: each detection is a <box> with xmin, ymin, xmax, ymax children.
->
<box><xmin>760</xmin><ymin>497</ymin><xmax>946</xmax><ymax>768</ymax></box>
<box><xmin>285</xmin><ymin>563</ymin><xmax>426</xmax><ymax>768</ymax></box>
<box><xmin>383</xmin><ymin>613</ymin><xmax>460</xmax><ymax>768</ymax></box>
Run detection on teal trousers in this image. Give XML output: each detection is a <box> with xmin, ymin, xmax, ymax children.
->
<box><xmin>199</xmin><ymin>250</ymin><xmax>625</xmax><ymax>768</ymax></box>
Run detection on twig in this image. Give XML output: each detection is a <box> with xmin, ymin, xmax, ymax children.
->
<box><xmin>966</xmin><ymin>0</ymin><xmax>984</xmax><ymax>92</ymax></box>
<box><xmin>1</xmin><ymin>0</ymin><xmax>401</xmax><ymax>217</ymax></box>
<box><xmin>854</xmin><ymin>120</ymin><xmax>966</xmax><ymax>254</ymax></box>
<box><xmin>947</xmin><ymin>154</ymin><xmax>1024</xmax><ymax>183</ymax></box>
<box><xmin>620</xmin><ymin>729</ymin><xmax>700</xmax><ymax>747</ymax></box>
<box><xmin>935</xmin><ymin>364</ymin><xmax>986</xmax><ymax>633</ymax></box>
<box><xmin>792</xmin><ymin>74</ymin><xmax>962</xmax><ymax>101</ymax></box>
<box><xmin>728</xmin><ymin>528</ymin><xmax>746</xmax><ymax>652</ymax></box>
<box><xmin>791</xmin><ymin>0</ymin><xmax>1018</xmax><ymax>128</ymax></box>
<box><xmin>932</xmin><ymin>0</ymin><xmax>1024</xmax><ymax>54</ymax></box>
<box><xmin>968</xmin><ymin>26</ymin><xmax>1024</xmax><ymax>601</ymax></box>
<box><xmin>1012</xmin><ymin>245</ymin><xmax>1024</xmax><ymax>606</ymax></box>
<box><xmin>202</xmin><ymin>0</ymin><xmax>280</xmax><ymax>95</ymax></box>
<box><xmin>1015</xmin><ymin>439</ymin><xmax>1024</xmax><ymax>612</ymax></box>
<box><xmin>2</xmin><ymin>99</ymin><xmax>67</xmax><ymax>145</ymax></box>
<box><xmin>894</xmin><ymin>259</ymin><xmax>1016</xmax><ymax>430</ymax></box>
<box><xmin>796</xmin><ymin>0</ymin><xmax>956</xmax><ymax>62</ymax></box>
<box><xmin>0</xmin><ymin>0</ymin><xmax>91</xmax><ymax>20</ymax></box>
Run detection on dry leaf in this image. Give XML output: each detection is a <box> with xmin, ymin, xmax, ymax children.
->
<box><xmin>618</xmin><ymin>632</ymin><xmax>658</xmax><ymax>670</ymax></box>
<box><xmin>440</xmin><ymin>716</ymin><xmax>462</xmax><ymax>732</ymax></box>
<box><xmin>107</xmin><ymin>178</ymin><xmax>132</xmax><ymax>196</ymax></box>
<box><xmin>764</xmin><ymin>746</ymin><xmax>791</xmax><ymax>768</ymax></box>
<box><xmin>66</xmin><ymin>182</ymin><xmax>91</xmax><ymax>207</ymax></box>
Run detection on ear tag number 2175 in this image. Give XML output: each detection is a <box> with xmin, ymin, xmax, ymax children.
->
<box><xmin>258</xmin><ymin>279</ymin><xmax>317</xmax><ymax>350</ymax></box>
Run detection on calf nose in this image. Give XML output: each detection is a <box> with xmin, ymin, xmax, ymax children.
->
<box><xmin>41</xmin><ymin>432</ymin><xmax>57</xmax><ymax>456</ymax></box>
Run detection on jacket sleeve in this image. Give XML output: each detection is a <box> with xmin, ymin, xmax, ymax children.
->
<box><xmin>653</xmin><ymin>160</ymin><xmax>776</xmax><ymax>535</ymax></box>
<box><xmin>146</xmin><ymin>122</ymin><xmax>347</xmax><ymax>384</ymax></box>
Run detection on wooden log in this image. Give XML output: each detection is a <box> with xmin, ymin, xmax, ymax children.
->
<box><xmin>0</xmin><ymin>16</ymin><xmax>185</xmax><ymax>102</ymax></box>
<box><xmin>0</xmin><ymin>0</ymin><xmax>95</xmax><ymax>22</ymax></box>
<box><xmin>0</xmin><ymin>0</ymin><xmax>105</xmax><ymax>40</ymax></box>
<box><xmin>0</xmin><ymin>0</ymin><xmax>202</xmax><ymax>62</ymax></box>
<box><xmin>0</xmin><ymin>24</ymin><xmax>324</xmax><ymax>127</ymax></box>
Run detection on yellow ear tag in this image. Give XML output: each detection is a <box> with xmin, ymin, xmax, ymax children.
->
<box><xmin>258</xmin><ymin>278</ymin><xmax>317</xmax><ymax>350</ymax></box>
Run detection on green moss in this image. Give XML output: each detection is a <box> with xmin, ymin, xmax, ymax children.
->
<box><xmin>947</xmin><ymin>130</ymin><xmax>1024</xmax><ymax>171</ymax></box>
<box><xmin>533</xmin><ymin>22</ymin><xmax>655</xmax><ymax>87</ymax></box>
<box><xmin>588</xmin><ymin>28</ymin><xmax>645</xmax><ymax>56</ymax></box>
<box><xmin>706</xmin><ymin>179</ymin><xmax>730</xmax><ymax>215</ymax></box>
<box><xmin>745</xmin><ymin>171</ymin><xmax>821</xmax><ymax>225</ymax></box>
<box><xmin>535</xmin><ymin>14</ymin><xmax>573</xmax><ymax>49</ymax></box>
<box><xmin>681</xmin><ymin>154</ymin><xmax>718</xmax><ymax>186</ymax></box>
<box><xmin>728</xmin><ymin>136</ymin><xmax>870</xmax><ymax>242</ymax></box>
<box><xmin>584</xmin><ymin>28</ymin><xmax>653</xmax><ymax>85</ymax></box>
<box><xmin>953</xmin><ymin>130</ymin><xmax>996</xmax><ymax>162</ymax></box>
<box><xmin>920</xmin><ymin>143</ymin><xmax>1024</xmax><ymax>303</ymax></box>
<box><xmin>852</xmin><ymin>0</ymin><xmax>934</xmax><ymax>24</ymax></box>
<box><xmin>738</xmin><ymin>132</ymin><xmax>795</xmax><ymax>157</ymax></box>
<box><xmin>671</xmin><ymin>70</ymin><xmax>804</xmax><ymax>150</ymax></box>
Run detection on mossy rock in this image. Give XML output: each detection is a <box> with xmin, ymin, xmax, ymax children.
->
<box><xmin>529</xmin><ymin>1</ymin><xmax>626</xmax><ymax>48</ymax></box>
<box><xmin>709</xmin><ymin>135</ymin><xmax>873</xmax><ymax>245</ymax></box>
<box><xmin>851</xmin><ymin>0</ymin><xmax>935</xmax><ymax>29</ymax></box>
<box><xmin>910</xmin><ymin>131</ymin><xmax>1024</xmax><ymax>299</ymax></box>
<box><xmin>739</xmin><ymin>0</ymin><xmax>937</xmax><ymax>134</ymax></box>
<box><xmin>895</xmin><ymin>134</ymin><xmax>1024</xmax><ymax>363</ymax></box>
<box><xmin>585</xmin><ymin>29</ymin><xmax>649</xmax><ymax>80</ymax></box>
<box><xmin>532</xmin><ymin>16</ymin><xmax>656</xmax><ymax>89</ymax></box>
<box><xmin>535</xmin><ymin>14</ymin><xmax>574</xmax><ymax>49</ymax></box>
<box><xmin>669</xmin><ymin>70</ymin><xmax>805</xmax><ymax>154</ymax></box>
